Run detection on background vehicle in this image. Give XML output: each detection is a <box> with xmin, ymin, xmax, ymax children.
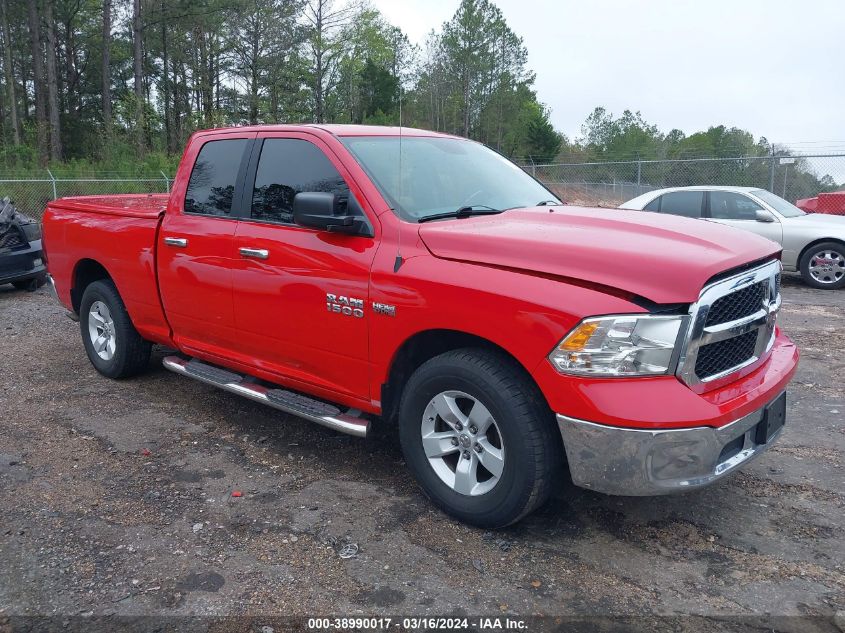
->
<box><xmin>796</xmin><ymin>190</ymin><xmax>845</xmax><ymax>216</ymax></box>
<box><xmin>42</xmin><ymin>125</ymin><xmax>798</xmax><ymax>527</ymax></box>
<box><xmin>621</xmin><ymin>186</ymin><xmax>845</xmax><ymax>289</ymax></box>
<box><xmin>0</xmin><ymin>197</ymin><xmax>47</xmax><ymax>291</ymax></box>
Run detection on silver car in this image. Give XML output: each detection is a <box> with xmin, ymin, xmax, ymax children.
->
<box><xmin>621</xmin><ymin>186</ymin><xmax>845</xmax><ymax>289</ymax></box>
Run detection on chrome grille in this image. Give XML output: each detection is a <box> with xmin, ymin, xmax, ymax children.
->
<box><xmin>677</xmin><ymin>260</ymin><xmax>781</xmax><ymax>391</ymax></box>
<box><xmin>705</xmin><ymin>281</ymin><xmax>767</xmax><ymax>327</ymax></box>
<box><xmin>695</xmin><ymin>330</ymin><xmax>758</xmax><ymax>379</ymax></box>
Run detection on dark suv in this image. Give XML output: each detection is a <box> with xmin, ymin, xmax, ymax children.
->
<box><xmin>0</xmin><ymin>197</ymin><xmax>47</xmax><ymax>291</ymax></box>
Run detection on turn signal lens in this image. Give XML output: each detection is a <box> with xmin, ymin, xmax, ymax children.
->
<box><xmin>550</xmin><ymin>314</ymin><xmax>687</xmax><ymax>377</ymax></box>
<box><xmin>559</xmin><ymin>321</ymin><xmax>599</xmax><ymax>351</ymax></box>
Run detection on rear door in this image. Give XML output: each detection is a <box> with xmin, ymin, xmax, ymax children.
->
<box><xmin>157</xmin><ymin>133</ymin><xmax>255</xmax><ymax>356</ymax></box>
<box><xmin>653</xmin><ymin>190</ymin><xmax>705</xmax><ymax>219</ymax></box>
<box><xmin>705</xmin><ymin>190</ymin><xmax>783</xmax><ymax>245</ymax></box>
<box><xmin>230</xmin><ymin>132</ymin><xmax>379</xmax><ymax>402</ymax></box>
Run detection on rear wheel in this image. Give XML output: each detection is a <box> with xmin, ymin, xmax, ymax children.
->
<box><xmin>398</xmin><ymin>348</ymin><xmax>561</xmax><ymax>528</ymax></box>
<box><xmin>79</xmin><ymin>280</ymin><xmax>151</xmax><ymax>378</ymax></box>
<box><xmin>799</xmin><ymin>241</ymin><xmax>845</xmax><ymax>289</ymax></box>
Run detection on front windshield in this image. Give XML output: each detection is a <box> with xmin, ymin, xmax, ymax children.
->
<box><xmin>751</xmin><ymin>189</ymin><xmax>806</xmax><ymax>218</ymax></box>
<box><xmin>341</xmin><ymin>136</ymin><xmax>559</xmax><ymax>221</ymax></box>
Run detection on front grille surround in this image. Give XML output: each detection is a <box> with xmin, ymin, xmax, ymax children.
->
<box><xmin>677</xmin><ymin>260</ymin><xmax>781</xmax><ymax>392</ymax></box>
<box><xmin>0</xmin><ymin>227</ymin><xmax>27</xmax><ymax>252</ymax></box>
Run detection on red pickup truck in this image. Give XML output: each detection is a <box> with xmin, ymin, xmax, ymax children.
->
<box><xmin>42</xmin><ymin>125</ymin><xmax>798</xmax><ymax>527</ymax></box>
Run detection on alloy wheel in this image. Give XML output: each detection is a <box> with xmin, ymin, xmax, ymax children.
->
<box><xmin>420</xmin><ymin>390</ymin><xmax>505</xmax><ymax>496</ymax></box>
<box><xmin>808</xmin><ymin>248</ymin><xmax>845</xmax><ymax>285</ymax></box>
<box><xmin>88</xmin><ymin>300</ymin><xmax>117</xmax><ymax>360</ymax></box>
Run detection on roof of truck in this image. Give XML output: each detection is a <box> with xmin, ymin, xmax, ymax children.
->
<box><xmin>193</xmin><ymin>123</ymin><xmax>458</xmax><ymax>139</ymax></box>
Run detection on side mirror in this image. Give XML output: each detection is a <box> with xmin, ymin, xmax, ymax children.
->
<box><xmin>293</xmin><ymin>192</ymin><xmax>368</xmax><ymax>235</ymax></box>
<box><xmin>755</xmin><ymin>209</ymin><xmax>775</xmax><ymax>223</ymax></box>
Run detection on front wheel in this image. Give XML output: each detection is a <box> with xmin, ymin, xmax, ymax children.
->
<box><xmin>398</xmin><ymin>348</ymin><xmax>561</xmax><ymax>528</ymax></box>
<box><xmin>799</xmin><ymin>241</ymin><xmax>845</xmax><ymax>289</ymax></box>
<box><xmin>79</xmin><ymin>280</ymin><xmax>151</xmax><ymax>378</ymax></box>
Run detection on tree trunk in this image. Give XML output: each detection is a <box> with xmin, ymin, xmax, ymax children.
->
<box><xmin>314</xmin><ymin>1</ymin><xmax>323</xmax><ymax>123</ymax></box>
<box><xmin>214</xmin><ymin>38</ymin><xmax>220</xmax><ymax>110</ymax></box>
<box><xmin>132</xmin><ymin>0</ymin><xmax>144</xmax><ymax>155</ymax></box>
<box><xmin>171</xmin><ymin>58</ymin><xmax>180</xmax><ymax>152</ymax></box>
<box><xmin>43</xmin><ymin>0</ymin><xmax>61</xmax><ymax>161</ymax></box>
<box><xmin>249</xmin><ymin>27</ymin><xmax>258</xmax><ymax>124</ymax></box>
<box><xmin>101</xmin><ymin>0</ymin><xmax>111</xmax><ymax>142</ymax></box>
<box><xmin>0</xmin><ymin>0</ymin><xmax>19</xmax><ymax>145</ymax></box>
<box><xmin>196</xmin><ymin>25</ymin><xmax>211</xmax><ymax>125</ymax></box>
<box><xmin>160</xmin><ymin>0</ymin><xmax>170</xmax><ymax>153</ymax></box>
<box><xmin>64</xmin><ymin>18</ymin><xmax>79</xmax><ymax>119</ymax></box>
<box><xmin>27</xmin><ymin>0</ymin><xmax>48</xmax><ymax>166</ymax></box>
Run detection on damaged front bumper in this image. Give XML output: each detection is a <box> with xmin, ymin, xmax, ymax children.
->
<box><xmin>0</xmin><ymin>239</ymin><xmax>46</xmax><ymax>286</ymax></box>
<box><xmin>557</xmin><ymin>391</ymin><xmax>787</xmax><ymax>495</ymax></box>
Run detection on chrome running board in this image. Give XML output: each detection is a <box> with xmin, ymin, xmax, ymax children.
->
<box><xmin>162</xmin><ymin>355</ymin><xmax>369</xmax><ymax>438</ymax></box>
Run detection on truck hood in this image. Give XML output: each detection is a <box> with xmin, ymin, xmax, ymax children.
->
<box><xmin>417</xmin><ymin>206</ymin><xmax>780</xmax><ymax>304</ymax></box>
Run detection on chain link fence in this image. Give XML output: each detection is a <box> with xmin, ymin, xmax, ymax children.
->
<box><xmin>0</xmin><ymin>172</ymin><xmax>173</xmax><ymax>220</ymax></box>
<box><xmin>522</xmin><ymin>154</ymin><xmax>845</xmax><ymax>209</ymax></box>
<box><xmin>2</xmin><ymin>154</ymin><xmax>844</xmax><ymax>220</ymax></box>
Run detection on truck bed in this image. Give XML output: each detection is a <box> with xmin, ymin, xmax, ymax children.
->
<box><xmin>42</xmin><ymin>194</ymin><xmax>172</xmax><ymax>347</ymax></box>
<box><xmin>47</xmin><ymin>194</ymin><xmax>169</xmax><ymax>219</ymax></box>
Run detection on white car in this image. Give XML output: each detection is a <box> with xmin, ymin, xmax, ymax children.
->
<box><xmin>621</xmin><ymin>186</ymin><xmax>845</xmax><ymax>289</ymax></box>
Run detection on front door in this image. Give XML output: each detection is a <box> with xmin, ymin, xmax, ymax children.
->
<box><xmin>157</xmin><ymin>134</ymin><xmax>254</xmax><ymax>356</ymax></box>
<box><xmin>231</xmin><ymin>133</ymin><xmax>379</xmax><ymax>402</ymax></box>
<box><xmin>706</xmin><ymin>190</ymin><xmax>783</xmax><ymax>245</ymax></box>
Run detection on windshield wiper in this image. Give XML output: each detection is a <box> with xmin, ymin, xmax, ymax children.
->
<box><xmin>418</xmin><ymin>205</ymin><xmax>503</xmax><ymax>223</ymax></box>
<box><xmin>500</xmin><ymin>200</ymin><xmax>564</xmax><ymax>212</ymax></box>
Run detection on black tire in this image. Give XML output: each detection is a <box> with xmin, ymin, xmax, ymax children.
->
<box><xmin>79</xmin><ymin>279</ymin><xmax>151</xmax><ymax>378</ymax></box>
<box><xmin>799</xmin><ymin>241</ymin><xmax>845</xmax><ymax>290</ymax></box>
<box><xmin>397</xmin><ymin>348</ymin><xmax>561</xmax><ymax>528</ymax></box>
<box><xmin>12</xmin><ymin>274</ymin><xmax>47</xmax><ymax>291</ymax></box>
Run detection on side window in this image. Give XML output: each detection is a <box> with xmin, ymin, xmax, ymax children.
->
<box><xmin>184</xmin><ymin>139</ymin><xmax>248</xmax><ymax>216</ymax></box>
<box><xmin>251</xmin><ymin>139</ymin><xmax>357</xmax><ymax>224</ymax></box>
<box><xmin>709</xmin><ymin>191</ymin><xmax>763</xmax><ymax>220</ymax></box>
<box><xmin>658</xmin><ymin>191</ymin><xmax>704</xmax><ymax>218</ymax></box>
<box><xmin>643</xmin><ymin>196</ymin><xmax>661</xmax><ymax>212</ymax></box>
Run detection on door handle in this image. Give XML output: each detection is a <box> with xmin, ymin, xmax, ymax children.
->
<box><xmin>163</xmin><ymin>237</ymin><xmax>188</xmax><ymax>248</ymax></box>
<box><xmin>239</xmin><ymin>247</ymin><xmax>269</xmax><ymax>260</ymax></box>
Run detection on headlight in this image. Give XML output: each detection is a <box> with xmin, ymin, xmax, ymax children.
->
<box><xmin>21</xmin><ymin>222</ymin><xmax>42</xmax><ymax>242</ymax></box>
<box><xmin>549</xmin><ymin>314</ymin><xmax>687</xmax><ymax>377</ymax></box>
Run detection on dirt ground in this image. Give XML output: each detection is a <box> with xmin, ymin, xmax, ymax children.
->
<box><xmin>0</xmin><ymin>275</ymin><xmax>843</xmax><ymax>632</ymax></box>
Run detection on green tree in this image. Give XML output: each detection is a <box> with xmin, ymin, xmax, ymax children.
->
<box><xmin>523</xmin><ymin>103</ymin><xmax>561</xmax><ymax>162</ymax></box>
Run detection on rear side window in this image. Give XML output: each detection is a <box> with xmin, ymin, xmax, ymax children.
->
<box><xmin>657</xmin><ymin>191</ymin><xmax>703</xmax><ymax>218</ymax></box>
<box><xmin>643</xmin><ymin>197</ymin><xmax>661</xmax><ymax>212</ymax></box>
<box><xmin>184</xmin><ymin>139</ymin><xmax>249</xmax><ymax>216</ymax></box>
<box><xmin>251</xmin><ymin>139</ymin><xmax>352</xmax><ymax>224</ymax></box>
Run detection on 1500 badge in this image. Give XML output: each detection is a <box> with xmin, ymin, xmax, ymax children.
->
<box><xmin>326</xmin><ymin>293</ymin><xmax>364</xmax><ymax>318</ymax></box>
<box><xmin>326</xmin><ymin>294</ymin><xmax>396</xmax><ymax>318</ymax></box>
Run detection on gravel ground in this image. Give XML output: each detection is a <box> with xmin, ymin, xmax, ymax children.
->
<box><xmin>0</xmin><ymin>275</ymin><xmax>843</xmax><ymax>631</ymax></box>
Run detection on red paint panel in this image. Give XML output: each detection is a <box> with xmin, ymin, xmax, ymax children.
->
<box><xmin>41</xmin><ymin>205</ymin><xmax>172</xmax><ymax>346</ymax></box>
<box><xmin>230</xmin><ymin>131</ymin><xmax>381</xmax><ymax>399</ymax></box>
<box><xmin>157</xmin><ymin>212</ymin><xmax>239</xmax><ymax>353</ymax></box>
<box><xmin>418</xmin><ymin>206</ymin><xmax>781</xmax><ymax>305</ymax></box>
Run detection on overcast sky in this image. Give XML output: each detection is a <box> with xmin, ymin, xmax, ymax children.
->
<box><xmin>371</xmin><ymin>0</ymin><xmax>844</xmax><ymax>151</ymax></box>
